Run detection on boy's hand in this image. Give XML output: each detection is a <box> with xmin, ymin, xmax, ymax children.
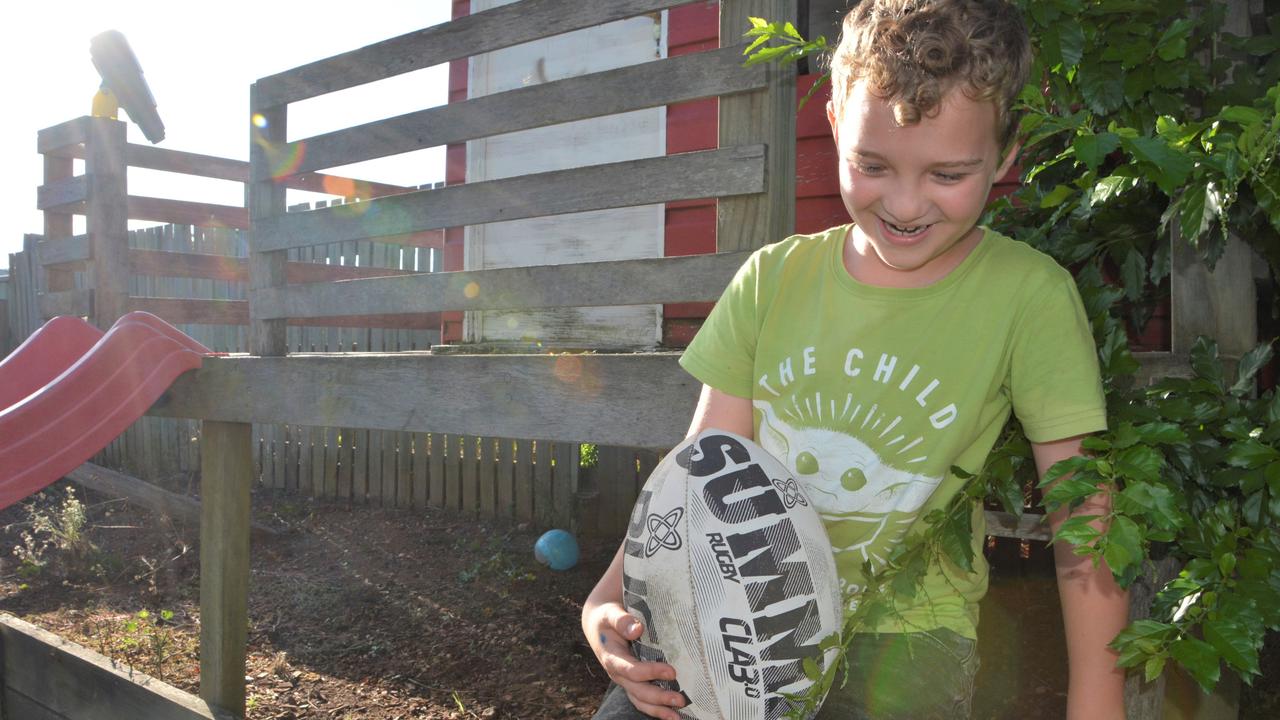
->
<box><xmin>585</xmin><ymin>601</ymin><xmax>685</xmax><ymax>720</ymax></box>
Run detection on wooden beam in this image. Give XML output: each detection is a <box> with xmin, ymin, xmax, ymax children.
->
<box><xmin>65</xmin><ymin>462</ymin><xmax>278</xmax><ymax>539</ymax></box>
<box><xmin>129</xmin><ymin>298</ymin><xmax>248</xmax><ymax>325</ymax></box>
<box><xmin>131</xmin><ymin>249</ymin><xmax>247</xmax><ymax>282</ymax></box>
<box><xmin>249</xmin><ymin>84</ymin><xmax>289</xmax><ymax>357</ymax></box>
<box><xmin>125</xmin><ymin>144</ymin><xmax>249</xmax><ymax>182</ymax></box>
<box><xmin>254</xmin><ymin>145</ymin><xmax>766</xmax><ymax>252</ymax></box>
<box><xmin>127</xmin><ymin>196</ymin><xmax>250</xmax><ymax>230</ymax></box>
<box><xmin>149</xmin><ymin>353</ymin><xmax>700</xmax><ymax>448</ymax></box>
<box><xmin>0</xmin><ymin>613</ymin><xmax>233</xmax><ymax>720</ymax></box>
<box><xmin>128</xmin><ymin>249</ymin><xmax>421</xmax><ymax>283</ymax></box>
<box><xmin>984</xmin><ymin>510</ymin><xmax>1050</xmax><ymax>542</ymax></box>
<box><xmin>36</xmin><ymin>116</ymin><xmax>88</xmax><ymax>155</ymax></box>
<box><xmin>127</xmin><ymin>297</ymin><xmax>439</xmax><ymax>329</ymax></box>
<box><xmin>53</xmin><ymin>142</ymin><xmax>412</xmax><ymax>197</ymax></box>
<box><xmin>39</xmin><ymin>289</ymin><xmax>93</xmax><ymax>318</ymax></box>
<box><xmin>36</xmin><ymin>175</ymin><xmax>89</xmax><ymax>212</ymax></box>
<box><xmin>199</xmin><ymin>421</ymin><xmax>252</xmax><ymax>717</ymax></box>
<box><xmin>36</xmin><ymin>234</ymin><xmax>91</xmax><ymax>267</ymax></box>
<box><xmin>254</xmin><ymin>251</ymin><xmax>750</xmax><ymax>318</ymax></box>
<box><xmin>87</xmin><ymin>118</ymin><xmax>131</xmax><ymax>329</ymax></box>
<box><xmin>267</xmin><ymin>46</ymin><xmax>767</xmax><ymax>179</ymax></box>
<box><xmin>254</xmin><ymin>0</ymin><xmax>691</xmax><ymax>107</ymax></box>
<box><xmin>718</xmin><ymin>0</ymin><xmax>798</xmax><ymax>251</ymax></box>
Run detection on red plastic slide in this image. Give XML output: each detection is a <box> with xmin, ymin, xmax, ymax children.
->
<box><xmin>0</xmin><ymin>312</ymin><xmax>214</xmax><ymax>511</ymax></box>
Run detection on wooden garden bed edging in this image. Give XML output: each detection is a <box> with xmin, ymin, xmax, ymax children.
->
<box><xmin>0</xmin><ymin>613</ymin><xmax>234</xmax><ymax>720</ymax></box>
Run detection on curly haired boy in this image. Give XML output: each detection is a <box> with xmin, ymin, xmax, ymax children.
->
<box><xmin>584</xmin><ymin>2</ymin><xmax>1129</xmax><ymax>718</ymax></box>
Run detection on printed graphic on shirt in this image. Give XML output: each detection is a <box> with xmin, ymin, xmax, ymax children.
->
<box><xmin>751</xmin><ymin>345</ymin><xmax>960</xmax><ymax>587</ymax></box>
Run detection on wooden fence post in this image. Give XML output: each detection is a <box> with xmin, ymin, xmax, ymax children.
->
<box><xmin>248</xmin><ymin>84</ymin><xmax>289</xmax><ymax>357</ymax></box>
<box><xmin>85</xmin><ymin>117</ymin><xmax>130</xmax><ymax>328</ymax></box>
<box><xmin>718</xmin><ymin>0</ymin><xmax>797</xmax><ymax>252</ymax></box>
<box><xmin>199</xmin><ymin>421</ymin><xmax>252</xmax><ymax>717</ymax></box>
<box><xmin>41</xmin><ymin>128</ymin><xmax>78</xmax><ymax>305</ymax></box>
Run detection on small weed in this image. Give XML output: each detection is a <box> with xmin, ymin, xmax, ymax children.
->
<box><xmin>92</xmin><ymin>608</ymin><xmax>188</xmax><ymax>681</ymax></box>
<box><xmin>454</xmin><ymin>533</ymin><xmax>536</xmax><ymax>585</ymax></box>
<box><xmin>8</xmin><ymin>487</ymin><xmax>100</xmax><ymax>580</ymax></box>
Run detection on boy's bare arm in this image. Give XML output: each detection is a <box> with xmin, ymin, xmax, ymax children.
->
<box><xmin>581</xmin><ymin>385</ymin><xmax>752</xmax><ymax>718</ymax></box>
<box><xmin>1033</xmin><ymin>435</ymin><xmax>1129</xmax><ymax>720</ymax></box>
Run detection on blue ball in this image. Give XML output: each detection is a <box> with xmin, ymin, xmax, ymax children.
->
<box><xmin>534</xmin><ymin>529</ymin><xmax>579</xmax><ymax>571</ymax></box>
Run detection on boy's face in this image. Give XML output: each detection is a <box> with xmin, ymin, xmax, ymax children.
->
<box><xmin>827</xmin><ymin>80</ymin><xmax>1018</xmax><ymax>288</ymax></box>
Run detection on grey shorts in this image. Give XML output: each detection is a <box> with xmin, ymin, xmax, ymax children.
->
<box><xmin>592</xmin><ymin>628</ymin><xmax>979</xmax><ymax>720</ymax></box>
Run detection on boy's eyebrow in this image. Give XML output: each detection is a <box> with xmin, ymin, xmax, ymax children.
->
<box><xmin>852</xmin><ymin>150</ymin><xmax>985</xmax><ymax>168</ymax></box>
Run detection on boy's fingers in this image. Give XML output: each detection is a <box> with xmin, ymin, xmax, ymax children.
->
<box><xmin>621</xmin><ymin>680</ymin><xmax>686</xmax><ymax>720</ymax></box>
<box><xmin>610</xmin><ymin>612</ymin><xmax>642</xmax><ymax>639</ymax></box>
<box><xmin>606</xmin><ymin>655</ymin><xmax>676</xmax><ymax>684</ymax></box>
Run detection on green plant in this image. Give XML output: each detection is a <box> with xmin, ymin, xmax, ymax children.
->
<box><xmin>580</xmin><ymin>443</ymin><xmax>599</xmax><ymax>469</ymax></box>
<box><xmin>744</xmin><ymin>1</ymin><xmax>1280</xmax><ymax>710</ymax></box>
<box><xmin>9</xmin><ymin>486</ymin><xmax>98</xmax><ymax>578</ymax></box>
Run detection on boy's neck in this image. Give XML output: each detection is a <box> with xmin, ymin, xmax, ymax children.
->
<box><xmin>842</xmin><ymin>224</ymin><xmax>985</xmax><ymax>289</ymax></box>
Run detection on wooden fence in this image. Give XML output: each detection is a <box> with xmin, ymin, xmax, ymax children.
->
<box><xmin>8</xmin><ymin>208</ymin><xmax>661</xmax><ymax>535</ymax></box>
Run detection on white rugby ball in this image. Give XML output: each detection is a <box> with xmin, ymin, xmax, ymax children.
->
<box><xmin>622</xmin><ymin>429</ymin><xmax>842</xmax><ymax>720</ymax></box>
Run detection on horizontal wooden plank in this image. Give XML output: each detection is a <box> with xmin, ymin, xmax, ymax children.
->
<box><xmin>984</xmin><ymin>509</ymin><xmax>1050</xmax><ymax>542</ymax></box>
<box><xmin>1134</xmin><ymin>351</ymin><xmax>1193</xmax><ymax>384</ymax></box>
<box><xmin>255</xmin><ymin>251</ymin><xmax>750</xmax><ymax>318</ymax></box>
<box><xmin>3</xmin><ymin>689</ymin><xmax>66</xmax><ymax>720</ymax></box>
<box><xmin>126</xmin><ymin>143</ymin><xmax>249</xmax><ymax>182</ymax></box>
<box><xmin>128</xmin><ymin>196</ymin><xmax>250</xmax><ymax>229</ymax></box>
<box><xmin>36</xmin><ymin>175</ymin><xmax>89</xmax><ymax>212</ymax></box>
<box><xmin>130</xmin><ymin>297</ymin><xmax>248</xmax><ymax>325</ymax></box>
<box><xmin>255</xmin><ymin>145</ymin><xmax>766</xmax><ymax>252</ymax></box>
<box><xmin>0</xmin><ymin>613</ymin><xmax>234</xmax><ymax>720</ymax></box>
<box><xmin>149</xmin><ymin>353</ymin><xmax>699</xmax><ymax>448</ymax></box>
<box><xmin>66</xmin><ymin>462</ymin><xmax>279</xmax><ymax>539</ymax></box>
<box><xmin>127</xmin><ymin>297</ymin><xmax>439</xmax><ymax>329</ymax></box>
<box><xmin>254</xmin><ymin>0</ymin><xmax>689</xmax><ymax>107</ymax></box>
<box><xmin>37</xmin><ymin>234</ymin><xmax>91</xmax><ymax>266</ymax></box>
<box><xmin>49</xmin><ymin>143</ymin><xmax>412</xmax><ymax>197</ymax></box>
<box><xmin>127</xmin><ymin>249</ymin><xmax>422</xmax><ymax>283</ymax></box>
<box><xmin>131</xmin><ymin>249</ymin><xmax>246</xmax><ymax>281</ymax></box>
<box><xmin>36</xmin><ymin>116</ymin><xmax>88</xmax><ymax>154</ymax></box>
<box><xmin>286</xmin><ymin>261</ymin><xmax>418</xmax><ymax>284</ymax></box>
<box><xmin>268</xmin><ymin>46</ymin><xmax>766</xmax><ymax>179</ymax></box>
<box><xmin>39</xmin><ymin>289</ymin><xmax>92</xmax><ymax>318</ymax></box>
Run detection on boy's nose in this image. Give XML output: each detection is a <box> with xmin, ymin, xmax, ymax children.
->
<box><xmin>881</xmin><ymin>182</ymin><xmax>930</xmax><ymax>224</ymax></box>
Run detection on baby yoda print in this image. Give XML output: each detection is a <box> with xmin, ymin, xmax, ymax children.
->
<box><xmin>754</xmin><ymin>399</ymin><xmax>944</xmax><ymax>571</ymax></box>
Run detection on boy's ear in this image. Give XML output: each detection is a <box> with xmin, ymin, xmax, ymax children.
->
<box><xmin>826</xmin><ymin>100</ymin><xmax>840</xmax><ymax>144</ymax></box>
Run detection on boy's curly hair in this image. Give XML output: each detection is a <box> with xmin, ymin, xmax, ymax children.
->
<box><xmin>827</xmin><ymin>0</ymin><xmax>1032</xmax><ymax>148</ymax></box>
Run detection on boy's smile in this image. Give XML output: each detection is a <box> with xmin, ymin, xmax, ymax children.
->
<box><xmin>828</xmin><ymin>80</ymin><xmax>1018</xmax><ymax>288</ymax></box>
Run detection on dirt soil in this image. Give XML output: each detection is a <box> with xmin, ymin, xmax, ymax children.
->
<box><xmin>0</xmin><ymin>481</ymin><xmax>1275</xmax><ymax>719</ymax></box>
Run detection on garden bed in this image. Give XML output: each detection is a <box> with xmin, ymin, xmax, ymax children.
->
<box><xmin>0</xmin><ymin>481</ymin><xmax>1273</xmax><ymax>719</ymax></box>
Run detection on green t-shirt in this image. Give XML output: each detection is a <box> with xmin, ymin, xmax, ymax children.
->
<box><xmin>678</xmin><ymin>224</ymin><xmax>1107</xmax><ymax>638</ymax></box>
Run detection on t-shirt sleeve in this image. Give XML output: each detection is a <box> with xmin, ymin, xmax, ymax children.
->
<box><xmin>677</xmin><ymin>250</ymin><xmax>764</xmax><ymax>399</ymax></box>
<box><xmin>1009</xmin><ymin>268</ymin><xmax>1109</xmax><ymax>443</ymax></box>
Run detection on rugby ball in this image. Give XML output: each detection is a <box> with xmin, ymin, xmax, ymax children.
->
<box><xmin>622</xmin><ymin>429</ymin><xmax>842</xmax><ymax>720</ymax></box>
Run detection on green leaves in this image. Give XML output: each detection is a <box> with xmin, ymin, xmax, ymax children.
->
<box><xmin>1073</xmin><ymin>131</ymin><xmax>1121</xmax><ymax>172</ymax></box>
<box><xmin>1170</xmin><ymin>636</ymin><xmax>1221</xmax><ymax>692</ymax></box>
<box><xmin>1079</xmin><ymin>61</ymin><xmax>1126</xmax><ymax>115</ymax></box>
<box><xmin>1102</xmin><ymin>515</ymin><xmax>1144</xmax><ymax>582</ymax></box>
<box><xmin>1121</xmin><ymin>135</ymin><xmax>1195</xmax><ymax>194</ymax></box>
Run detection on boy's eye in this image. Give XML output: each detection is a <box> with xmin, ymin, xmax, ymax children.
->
<box><xmin>855</xmin><ymin>164</ymin><xmax>885</xmax><ymax>175</ymax></box>
<box><xmin>933</xmin><ymin>171</ymin><xmax>967</xmax><ymax>182</ymax></box>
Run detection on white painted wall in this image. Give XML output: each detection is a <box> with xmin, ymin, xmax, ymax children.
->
<box><xmin>464</xmin><ymin>1</ymin><xmax>667</xmax><ymax>349</ymax></box>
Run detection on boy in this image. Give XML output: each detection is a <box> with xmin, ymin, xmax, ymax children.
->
<box><xmin>583</xmin><ymin>1</ymin><xmax>1129</xmax><ymax>718</ymax></box>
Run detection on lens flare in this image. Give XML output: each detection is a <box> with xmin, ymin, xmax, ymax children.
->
<box><xmin>251</xmin><ymin>113</ymin><xmax>268</xmax><ymax>128</ymax></box>
<box><xmin>464</xmin><ymin>282</ymin><xmax>480</xmax><ymax>299</ymax></box>
<box><xmin>269</xmin><ymin>141</ymin><xmax>306</xmax><ymax>180</ymax></box>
